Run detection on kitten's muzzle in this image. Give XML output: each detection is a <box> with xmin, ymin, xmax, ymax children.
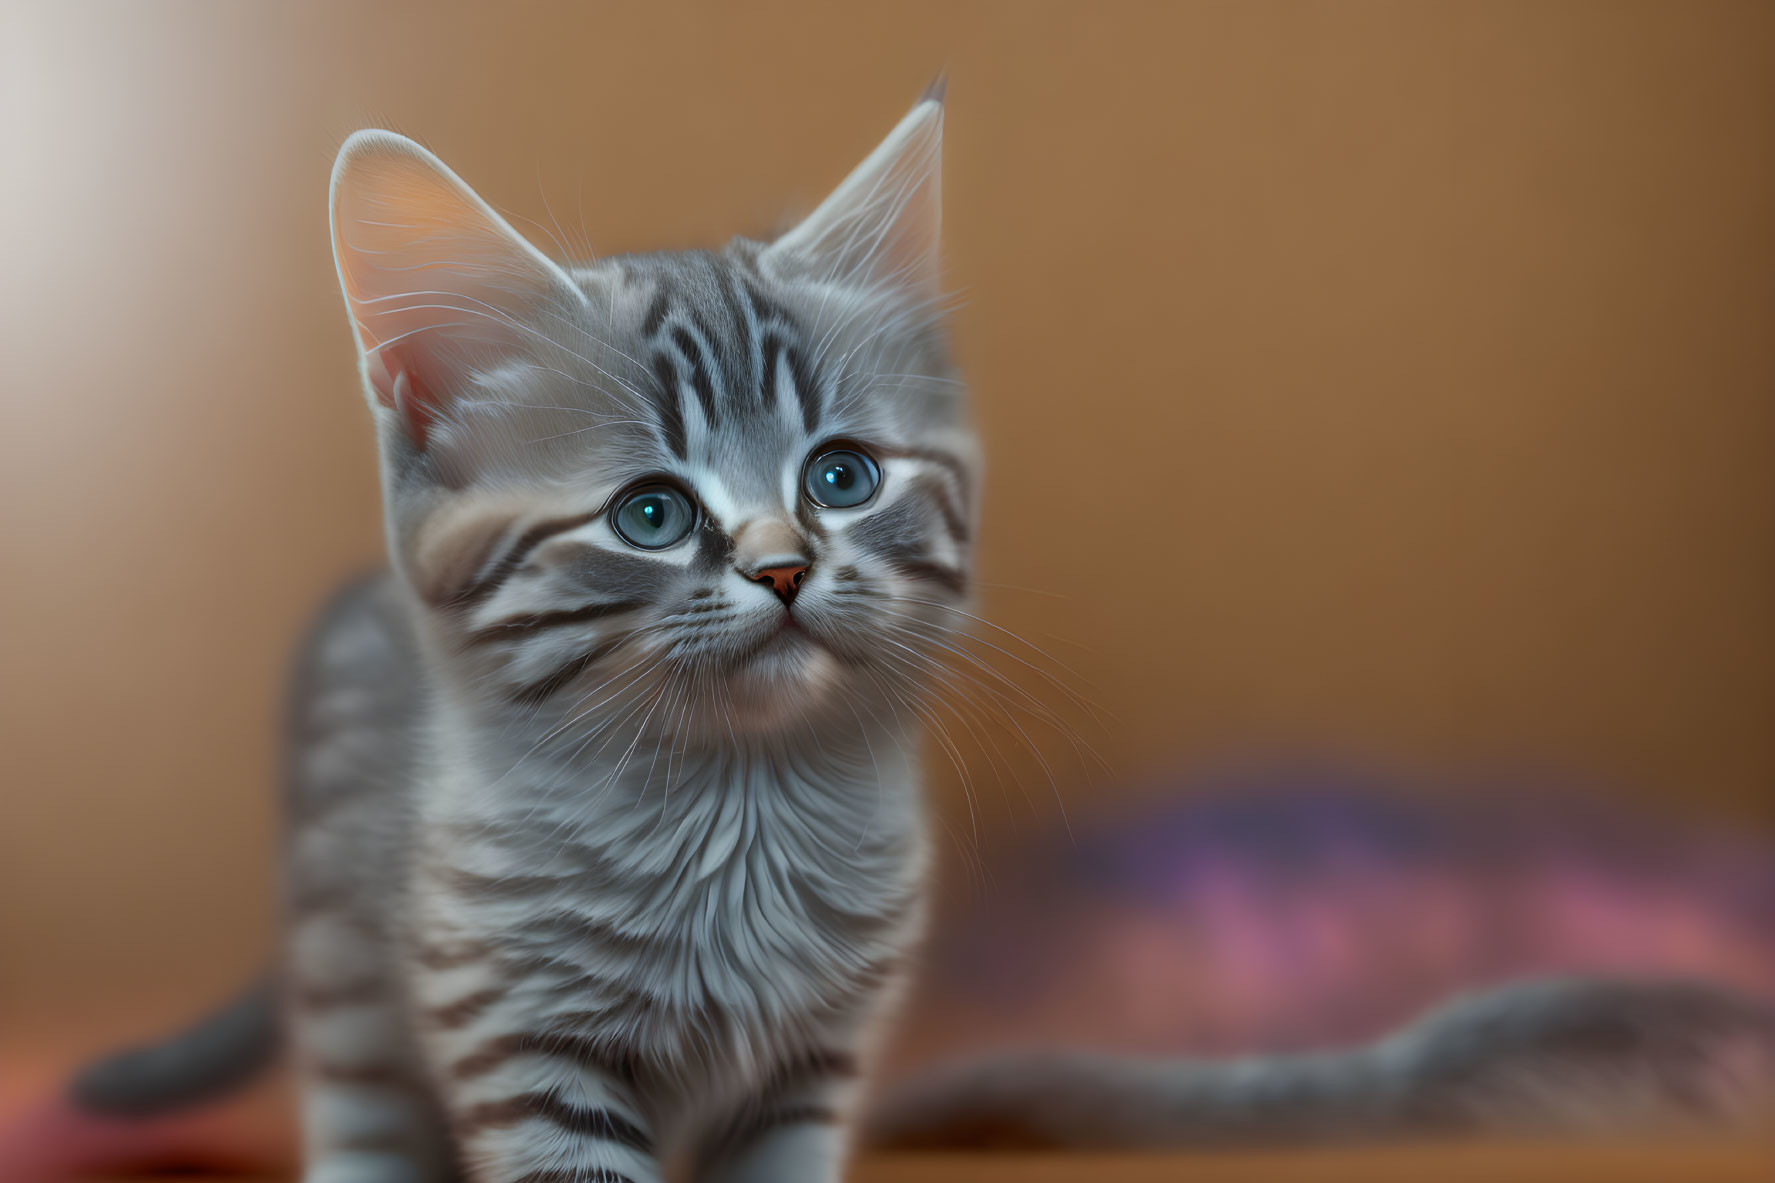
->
<box><xmin>750</xmin><ymin>563</ymin><xmax>809</xmax><ymax>605</ymax></box>
<box><xmin>733</xmin><ymin>516</ymin><xmax>813</xmax><ymax>606</ymax></box>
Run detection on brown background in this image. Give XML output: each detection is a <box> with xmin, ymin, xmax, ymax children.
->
<box><xmin>3</xmin><ymin>0</ymin><xmax>1772</xmax><ymax>1055</ymax></box>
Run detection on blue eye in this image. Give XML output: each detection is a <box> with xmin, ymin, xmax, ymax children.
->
<box><xmin>803</xmin><ymin>446</ymin><xmax>881</xmax><ymax>509</ymax></box>
<box><xmin>611</xmin><ymin>484</ymin><xmax>696</xmax><ymax>550</ymax></box>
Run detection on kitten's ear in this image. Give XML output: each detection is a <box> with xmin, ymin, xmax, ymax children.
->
<box><xmin>766</xmin><ymin>94</ymin><xmax>943</xmax><ymax>294</ymax></box>
<box><xmin>330</xmin><ymin>130</ymin><xmax>583</xmax><ymax>449</ymax></box>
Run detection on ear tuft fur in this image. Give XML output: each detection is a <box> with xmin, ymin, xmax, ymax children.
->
<box><xmin>766</xmin><ymin>99</ymin><xmax>944</xmax><ymax>296</ymax></box>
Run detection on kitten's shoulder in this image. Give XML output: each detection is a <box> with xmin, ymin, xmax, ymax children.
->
<box><xmin>284</xmin><ymin>569</ymin><xmax>423</xmax><ymax>784</ymax></box>
<box><xmin>296</xmin><ymin>569</ymin><xmax>413</xmax><ymax>675</ymax></box>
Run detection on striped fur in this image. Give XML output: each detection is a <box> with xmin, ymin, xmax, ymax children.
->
<box><xmin>290</xmin><ymin>98</ymin><xmax>963</xmax><ymax>1183</ymax></box>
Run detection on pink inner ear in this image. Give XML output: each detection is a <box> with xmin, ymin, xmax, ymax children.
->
<box><xmin>331</xmin><ymin>132</ymin><xmax>582</xmax><ymax>453</ymax></box>
<box><xmin>388</xmin><ymin>366</ymin><xmax>438</xmax><ymax>452</ymax></box>
<box><xmin>363</xmin><ymin>346</ymin><xmax>440</xmax><ymax>451</ymax></box>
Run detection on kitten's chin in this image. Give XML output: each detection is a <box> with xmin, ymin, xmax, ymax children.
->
<box><xmin>717</xmin><ymin>630</ymin><xmax>845</xmax><ymax>734</ymax></box>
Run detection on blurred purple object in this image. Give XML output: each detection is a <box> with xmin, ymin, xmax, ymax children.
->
<box><xmin>925</xmin><ymin>763</ymin><xmax>1775</xmax><ymax>1058</ymax></box>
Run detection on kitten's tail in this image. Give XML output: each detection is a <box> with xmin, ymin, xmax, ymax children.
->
<box><xmin>68</xmin><ymin>976</ymin><xmax>281</xmax><ymax>1117</ymax></box>
<box><xmin>0</xmin><ymin>978</ymin><xmax>281</xmax><ymax>1177</ymax></box>
<box><xmin>9</xmin><ymin>976</ymin><xmax>1772</xmax><ymax>1169</ymax></box>
<box><xmin>868</xmin><ymin>977</ymin><xmax>1775</xmax><ymax>1149</ymax></box>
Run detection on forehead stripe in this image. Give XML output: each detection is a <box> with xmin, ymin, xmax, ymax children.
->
<box><xmin>784</xmin><ymin>343</ymin><xmax>822</xmax><ymax>435</ymax></box>
<box><xmin>716</xmin><ymin>265</ymin><xmax>762</xmax><ymax>408</ymax></box>
<box><xmin>641</xmin><ymin>290</ymin><xmax>670</xmax><ymax>338</ymax></box>
<box><xmin>636</xmin><ymin>257</ymin><xmax>835</xmax><ymax>448</ymax></box>
<box><xmin>647</xmin><ymin>354</ymin><xmax>689</xmax><ymax>459</ymax></box>
<box><xmin>760</xmin><ymin>335</ymin><xmax>783</xmax><ymax>413</ymax></box>
<box><xmin>669</xmin><ymin>325</ymin><xmax>722</xmax><ymax>430</ymax></box>
<box><xmin>741</xmin><ymin>278</ymin><xmax>782</xmax><ymax>323</ymax></box>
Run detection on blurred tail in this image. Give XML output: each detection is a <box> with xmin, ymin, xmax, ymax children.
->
<box><xmin>66</xmin><ymin>976</ymin><xmax>280</xmax><ymax>1117</ymax></box>
<box><xmin>869</xmin><ymin>977</ymin><xmax>1775</xmax><ymax>1149</ymax></box>
<box><xmin>0</xmin><ymin>978</ymin><xmax>282</xmax><ymax>1178</ymax></box>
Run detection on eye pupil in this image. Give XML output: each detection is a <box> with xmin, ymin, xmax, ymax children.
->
<box><xmin>804</xmin><ymin>447</ymin><xmax>879</xmax><ymax>508</ymax></box>
<box><xmin>612</xmin><ymin>486</ymin><xmax>694</xmax><ymax>549</ymax></box>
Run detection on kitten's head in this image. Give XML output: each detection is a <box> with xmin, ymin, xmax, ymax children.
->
<box><xmin>329</xmin><ymin>97</ymin><xmax>975</xmax><ymax>742</ymax></box>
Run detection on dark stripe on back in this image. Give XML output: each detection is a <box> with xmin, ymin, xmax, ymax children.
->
<box><xmin>289</xmin><ymin>780</ymin><xmax>378</xmax><ymax>829</ymax></box>
<box><xmin>333</xmin><ymin>1129</ymin><xmax>415</xmax><ymax>1152</ymax></box>
<box><xmin>422</xmin><ymin>986</ymin><xmax>507</xmax><ymax>1031</ymax></box>
<box><xmin>287</xmin><ymin>879</ymin><xmax>355</xmax><ymax>913</ymax></box>
<box><xmin>511</xmin><ymin>1172</ymin><xmax>636</xmax><ymax>1183</ymax></box>
<box><xmin>295</xmin><ymin>979</ymin><xmax>384</xmax><ymax>1011</ymax></box>
<box><xmin>415</xmin><ymin>941</ymin><xmax>493</xmax><ymax>971</ymax></box>
<box><xmin>647</xmin><ymin>354</ymin><xmax>688</xmax><ymax>459</ymax></box>
<box><xmin>312</xmin><ymin>1062</ymin><xmax>405</xmax><ymax>1088</ymax></box>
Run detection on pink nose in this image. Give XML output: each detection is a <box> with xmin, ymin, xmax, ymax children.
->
<box><xmin>751</xmin><ymin>564</ymin><xmax>809</xmax><ymax>604</ymax></box>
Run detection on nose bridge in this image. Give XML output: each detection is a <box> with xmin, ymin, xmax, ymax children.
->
<box><xmin>732</xmin><ymin>515</ymin><xmax>808</xmax><ymax>574</ymax></box>
<box><xmin>733</xmin><ymin>515</ymin><xmax>810</xmax><ymax>605</ymax></box>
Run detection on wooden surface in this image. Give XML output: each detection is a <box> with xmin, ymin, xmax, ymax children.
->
<box><xmin>853</xmin><ymin>1144</ymin><xmax>1775</xmax><ymax>1182</ymax></box>
<box><xmin>7</xmin><ymin>1044</ymin><xmax>1769</xmax><ymax>1182</ymax></box>
<box><xmin>876</xmin><ymin>1143</ymin><xmax>1775</xmax><ymax>1182</ymax></box>
<box><xmin>76</xmin><ymin>1142</ymin><xmax>1775</xmax><ymax>1183</ymax></box>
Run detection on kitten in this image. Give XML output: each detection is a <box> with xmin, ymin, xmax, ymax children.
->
<box><xmin>12</xmin><ymin>91</ymin><xmax>1774</xmax><ymax>1183</ymax></box>
<box><xmin>271</xmin><ymin>92</ymin><xmax>967</xmax><ymax>1183</ymax></box>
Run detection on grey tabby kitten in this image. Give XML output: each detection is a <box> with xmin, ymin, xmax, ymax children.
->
<box><xmin>42</xmin><ymin>90</ymin><xmax>1775</xmax><ymax>1183</ymax></box>
<box><xmin>290</xmin><ymin>96</ymin><xmax>962</xmax><ymax>1183</ymax></box>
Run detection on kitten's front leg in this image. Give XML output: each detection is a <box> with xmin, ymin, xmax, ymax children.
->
<box><xmin>416</xmin><ymin>962</ymin><xmax>664</xmax><ymax>1183</ymax></box>
<box><xmin>694</xmin><ymin>1047</ymin><xmax>864</xmax><ymax>1183</ymax></box>
<box><xmin>291</xmin><ymin>990</ymin><xmax>451</xmax><ymax>1183</ymax></box>
<box><xmin>288</xmin><ymin>836</ymin><xmax>453</xmax><ymax>1181</ymax></box>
